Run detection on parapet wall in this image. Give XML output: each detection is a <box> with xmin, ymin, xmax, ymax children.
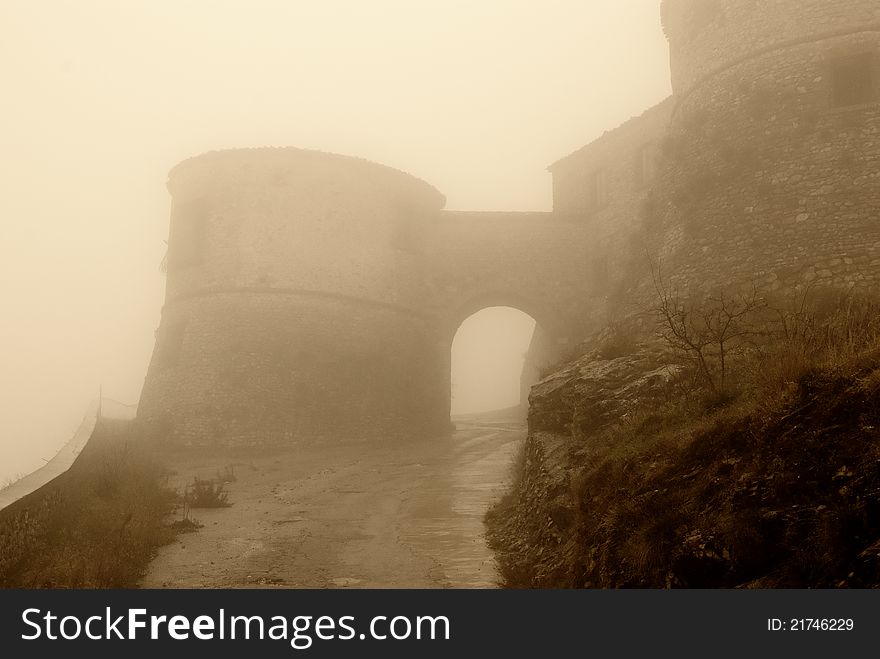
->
<box><xmin>163</xmin><ymin>148</ymin><xmax>445</xmax><ymax>307</ymax></box>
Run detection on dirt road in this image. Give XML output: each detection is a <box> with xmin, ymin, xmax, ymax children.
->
<box><xmin>140</xmin><ymin>420</ymin><xmax>524</xmax><ymax>588</ymax></box>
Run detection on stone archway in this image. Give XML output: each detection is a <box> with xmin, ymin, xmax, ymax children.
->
<box><xmin>448</xmin><ymin>305</ymin><xmax>550</xmax><ymax>423</ymax></box>
<box><xmin>432</xmin><ymin>289</ymin><xmax>576</xmax><ymax>428</ymax></box>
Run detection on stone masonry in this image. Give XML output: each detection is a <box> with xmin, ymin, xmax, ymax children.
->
<box><xmin>139</xmin><ymin>0</ymin><xmax>880</xmax><ymax>446</ymax></box>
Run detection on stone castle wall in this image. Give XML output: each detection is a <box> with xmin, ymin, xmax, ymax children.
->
<box><xmin>548</xmin><ymin>99</ymin><xmax>674</xmax><ymax>302</ymax></box>
<box><xmin>550</xmin><ymin>0</ymin><xmax>880</xmax><ymax>310</ymax></box>
<box><xmin>140</xmin><ymin>1</ymin><xmax>880</xmax><ymax>447</ymax></box>
<box><xmin>162</xmin><ymin>148</ymin><xmax>444</xmax><ymax>306</ymax></box>
<box><xmin>651</xmin><ymin>0</ymin><xmax>880</xmax><ymax>298</ymax></box>
<box><xmin>662</xmin><ymin>0</ymin><xmax>880</xmax><ymax>96</ymax></box>
<box><xmin>139</xmin><ymin>151</ymin><xmax>600</xmax><ymax>446</ymax></box>
<box><xmin>139</xmin><ymin>149</ymin><xmax>449</xmax><ymax>446</ymax></box>
<box><xmin>427</xmin><ymin>211</ymin><xmax>598</xmax><ymax>339</ymax></box>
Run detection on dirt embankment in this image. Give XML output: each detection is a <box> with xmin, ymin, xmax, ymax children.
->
<box><xmin>487</xmin><ymin>347</ymin><xmax>880</xmax><ymax>588</ymax></box>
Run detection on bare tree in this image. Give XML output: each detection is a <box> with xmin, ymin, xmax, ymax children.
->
<box><xmin>650</xmin><ymin>261</ymin><xmax>766</xmax><ymax>396</ymax></box>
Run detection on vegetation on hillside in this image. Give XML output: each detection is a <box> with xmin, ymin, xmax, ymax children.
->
<box><xmin>489</xmin><ymin>290</ymin><xmax>880</xmax><ymax>587</ymax></box>
<box><xmin>0</xmin><ymin>420</ymin><xmax>177</xmax><ymax>588</ymax></box>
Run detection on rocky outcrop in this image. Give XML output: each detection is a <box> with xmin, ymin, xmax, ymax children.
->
<box><xmin>487</xmin><ymin>346</ymin><xmax>682</xmax><ymax>586</ymax></box>
<box><xmin>528</xmin><ymin>349</ymin><xmax>680</xmax><ymax>438</ymax></box>
<box><xmin>488</xmin><ymin>342</ymin><xmax>880</xmax><ymax>588</ymax></box>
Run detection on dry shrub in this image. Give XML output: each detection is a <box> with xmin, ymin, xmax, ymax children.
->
<box><xmin>750</xmin><ymin>289</ymin><xmax>880</xmax><ymax>398</ymax></box>
<box><xmin>186</xmin><ymin>477</ymin><xmax>231</xmax><ymax>508</ymax></box>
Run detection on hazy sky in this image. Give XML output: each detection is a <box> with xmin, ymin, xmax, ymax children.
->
<box><xmin>0</xmin><ymin>0</ymin><xmax>671</xmax><ymax>483</ymax></box>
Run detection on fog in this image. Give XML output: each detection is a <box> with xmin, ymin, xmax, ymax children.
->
<box><xmin>451</xmin><ymin>307</ymin><xmax>536</xmax><ymax>416</ymax></box>
<box><xmin>0</xmin><ymin>0</ymin><xmax>670</xmax><ymax>484</ymax></box>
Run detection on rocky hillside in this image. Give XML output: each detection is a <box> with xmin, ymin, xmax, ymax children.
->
<box><xmin>487</xmin><ymin>339</ymin><xmax>880</xmax><ymax>588</ymax></box>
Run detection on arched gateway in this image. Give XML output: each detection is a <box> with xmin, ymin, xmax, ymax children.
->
<box><xmin>138</xmin><ymin>149</ymin><xmax>598</xmax><ymax>446</ymax></box>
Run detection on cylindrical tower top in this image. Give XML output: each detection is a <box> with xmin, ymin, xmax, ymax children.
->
<box><xmin>162</xmin><ymin>147</ymin><xmax>446</xmax><ymax>310</ymax></box>
<box><xmin>167</xmin><ymin>147</ymin><xmax>444</xmax><ymax>205</ymax></box>
<box><xmin>661</xmin><ymin>0</ymin><xmax>880</xmax><ymax>95</ymax></box>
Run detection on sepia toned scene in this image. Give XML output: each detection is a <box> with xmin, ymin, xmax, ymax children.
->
<box><xmin>2</xmin><ymin>0</ymin><xmax>880</xmax><ymax>589</ymax></box>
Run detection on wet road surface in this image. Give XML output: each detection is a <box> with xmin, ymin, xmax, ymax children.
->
<box><xmin>141</xmin><ymin>419</ymin><xmax>524</xmax><ymax>588</ymax></box>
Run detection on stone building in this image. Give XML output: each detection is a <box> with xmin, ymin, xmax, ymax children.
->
<box><xmin>139</xmin><ymin>0</ymin><xmax>880</xmax><ymax>446</ymax></box>
<box><xmin>550</xmin><ymin>0</ymin><xmax>880</xmax><ymax>303</ymax></box>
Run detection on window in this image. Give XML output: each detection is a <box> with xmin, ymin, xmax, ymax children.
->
<box><xmin>167</xmin><ymin>198</ymin><xmax>208</xmax><ymax>270</ymax></box>
<box><xmin>830</xmin><ymin>52</ymin><xmax>875</xmax><ymax>108</ymax></box>
<box><xmin>634</xmin><ymin>144</ymin><xmax>656</xmax><ymax>188</ymax></box>
<box><xmin>589</xmin><ymin>168</ymin><xmax>609</xmax><ymax>210</ymax></box>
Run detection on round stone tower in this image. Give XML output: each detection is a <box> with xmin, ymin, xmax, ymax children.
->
<box><xmin>138</xmin><ymin>148</ymin><xmax>448</xmax><ymax>446</ymax></box>
<box><xmin>652</xmin><ymin>0</ymin><xmax>880</xmax><ymax>294</ymax></box>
